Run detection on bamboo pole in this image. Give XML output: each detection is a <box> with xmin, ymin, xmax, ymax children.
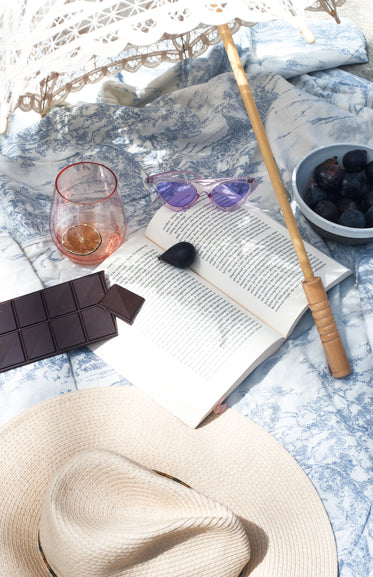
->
<box><xmin>218</xmin><ymin>23</ymin><xmax>350</xmax><ymax>378</ymax></box>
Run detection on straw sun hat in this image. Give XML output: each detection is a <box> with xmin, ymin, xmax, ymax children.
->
<box><xmin>0</xmin><ymin>385</ymin><xmax>337</xmax><ymax>577</ymax></box>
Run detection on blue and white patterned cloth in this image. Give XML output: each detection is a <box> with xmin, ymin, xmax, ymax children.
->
<box><xmin>0</xmin><ymin>19</ymin><xmax>372</xmax><ymax>577</ymax></box>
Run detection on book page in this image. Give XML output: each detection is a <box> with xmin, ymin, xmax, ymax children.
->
<box><xmin>91</xmin><ymin>232</ymin><xmax>283</xmax><ymax>427</ymax></box>
<box><xmin>145</xmin><ymin>200</ymin><xmax>351</xmax><ymax>337</ymax></box>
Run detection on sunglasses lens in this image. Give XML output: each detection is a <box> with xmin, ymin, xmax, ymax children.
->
<box><xmin>157</xmin><ymin>181</ymin><xmax>198</xmax><ymax>209</ymax></box>
<box><xmin>211</xmin><ymin>182</ymin><xmax>251</xmax><ymax>208</ymax></box>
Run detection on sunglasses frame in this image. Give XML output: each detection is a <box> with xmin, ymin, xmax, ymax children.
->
<box><xmin>145</xmin><ymin>170</ymin><xmax>257</xmax><ymax>212</ymax></box>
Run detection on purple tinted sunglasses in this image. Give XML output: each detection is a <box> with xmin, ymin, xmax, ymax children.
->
<box><xmin>145</xmin><ymin>170</ymin><xmax>257</xmax><ymax>212</ymax></box>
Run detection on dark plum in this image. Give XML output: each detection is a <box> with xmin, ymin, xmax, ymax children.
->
<box><xmin>338</xmin><ymin>208</ymin><xmax>366</xmax><ymax>228</ymax></box>
<box><xmin>313</xmin><ymin>156</ymin><xmax>344</xmax><ymax>192</ymax></box>
<box><xmin>314</xmin><ymin>199</ymin><xmax>338</xmax><ymax>222</ymax></box>
<box><xmin>326</xmin><ymin>190</ymin><xmax>340</xmax><ymax>203</ymax></box>
<box><xmin>158</xmin><ymin>241</ymin><xmax>196</xmax><ymax>269</ymax></box>
<box><xmin>340</xmin><ymin>172</ymin><xmax>365</xmax><ymax>200</ymax></box>
<box><xmin>365</xmin><ymin>206</ymin><xmax>373</xmax><ymax>228</ymax></box>
<box><xmin>336</xmin><ymin>197</ymin><xmax>358</xmax><ymax>215</ymax></box>
<box><xmin>303</xmin><ymin>180</ymin><xmax>326</xmax><ymax>208</ymax></box>
<box><xmin>365</xmin><ymin>160</ymin><xmax>373</xmax><ymax>184</ymax></box>
<box><xmin>361</xmin><ymin>190</ymin><xmax>373</xmax><ymax>212</ymax></box>
<box><xmin>342</xmin><ymin>149</ymin><xmax>367</xmax><ymax>172</ymax></box>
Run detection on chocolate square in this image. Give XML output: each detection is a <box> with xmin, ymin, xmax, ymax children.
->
<box><xmin>22</xmin><ymin>323</ymin><xmax>56</xmax><ymax>360</ymax></box>
<box><xmin>98</xmin><ymin>284</ymin><xmax>145</xmax><ymax>324</ymax></box>
<box><xmin>0</xmin><ymin>332</ymin><xmax>25</xmax><ymax>369</ymax></box>
<box><xmin>0</xmin><ymin>301</ymin><xmax>17</xmax><ymax>334</ymax></box>
<box><xmin>73</xmin><ymin>273</ymin><xmax>106</xmax><ymax>308</ymax></box>
<box><xmin>14</xmin><ymin>291</ymin><xmax>46</xmax><ymax>327</ymax></box>
<box><xmin>51</xmin><ymin>313</ymin><xmax>86</xmax><ymax>350</ymax></box>
<box><xmin>44</xmin><ymin>282</ymin><xmax>77</xmax><ymax>317</ymax></box>
<box><xmin>81</xmin><ymin>307</ymin><xmax>117</xmax><ymax>341</ymax></box>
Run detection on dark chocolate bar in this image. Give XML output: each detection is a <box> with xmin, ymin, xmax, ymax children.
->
<box><xmin>98</xmin><ymin>284</ymin><xmax>145</xmax><ymax>324</ymax></box>
<box><xmin>0</xmin><ymin>271</ymin><xmax>117</xmax><ymax>373</ymax></box>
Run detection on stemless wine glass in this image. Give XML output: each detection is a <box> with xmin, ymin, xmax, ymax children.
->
<box><xmin>50</xmin><ymin>162</ymin><xmax>127</xmax><ymax>265</ymax></box>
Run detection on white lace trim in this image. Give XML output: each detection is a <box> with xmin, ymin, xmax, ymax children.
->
<box><xmin>0</xmin><ymin>0</ymin><xmax>344</xmax><ymax>130</ymax></box>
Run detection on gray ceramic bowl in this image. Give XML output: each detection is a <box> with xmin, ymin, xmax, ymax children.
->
<box><xmin>292</xmin><ymin>143</ymin><xmax>373</xmax><ymax>245</ymax></box>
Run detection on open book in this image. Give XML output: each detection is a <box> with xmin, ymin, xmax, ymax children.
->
<box><xmin>92</xmin><ymin>200</ymin><xmax>351</xmax><ymax>427</ymax></box>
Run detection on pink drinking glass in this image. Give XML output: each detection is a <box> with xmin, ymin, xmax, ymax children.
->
<box><xmin>49</xmin><ymin>162</ymin><xmax>127</xmax><ymax>265</ymax></box>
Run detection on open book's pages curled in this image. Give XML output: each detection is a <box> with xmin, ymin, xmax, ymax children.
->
<box><xmin>91</xmin><ymin>200</ymin><xmax>351</xmax><ymax>427</ymax></box>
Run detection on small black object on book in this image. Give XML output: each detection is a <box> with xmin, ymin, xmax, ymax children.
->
<box><xmin>98</xmin><ymin>284</ymin><xmax>145</xmax><ymax>325</ymax></box>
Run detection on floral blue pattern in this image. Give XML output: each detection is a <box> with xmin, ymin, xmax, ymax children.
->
<box><xmin>0</xmin><ymin>19</ymin><xmax>372</xmax><ymax>577</ymax></box>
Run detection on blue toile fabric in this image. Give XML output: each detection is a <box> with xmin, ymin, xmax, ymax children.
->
<box><xmin>0</xmin><ymin>19</ymin><xmax>372</xmax><ymax>577</ymax></box>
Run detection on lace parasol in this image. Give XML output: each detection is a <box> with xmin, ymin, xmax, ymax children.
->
<box><xmin>0</xmin><ymin>0</ymin><xmax>345</xmax><ymax>133</ymax></box>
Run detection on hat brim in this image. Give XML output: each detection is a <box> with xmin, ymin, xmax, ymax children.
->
<box><xmin>0</xmin><ymin>386</ymin><xmax>337</xmax><ymax>577</ymax></box>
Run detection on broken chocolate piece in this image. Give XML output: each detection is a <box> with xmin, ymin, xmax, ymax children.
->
<box><xmin>98</xmin><ymin>284</ymin><xmax>145</xmax><ymax>325</ymax></box>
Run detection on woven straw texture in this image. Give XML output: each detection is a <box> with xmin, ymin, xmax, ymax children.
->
<box><xmin>0</xmin><ymin>386</ymin><xmax>337</xmax><ymax>577</ymax></box>
<box><xmin>39</xmin><ymin>449</ymin><xmax>250</xmax><ymax>577</ymax></box>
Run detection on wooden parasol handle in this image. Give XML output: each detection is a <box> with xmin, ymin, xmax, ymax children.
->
<box><xmin>302</xmin><ymin>277</ymin><xmax>350</xmax><ymax>377</ymax></box>
<box><xmin>218</xmin><ymin>23</ymin><xmax>350</xmax><ymax>378</ymax></box>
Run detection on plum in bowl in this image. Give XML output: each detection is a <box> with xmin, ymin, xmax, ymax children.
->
<box><xmin>292</xmin><ymin>143</ymin><xmax>373</xmax><ymax>245</ymax></box>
